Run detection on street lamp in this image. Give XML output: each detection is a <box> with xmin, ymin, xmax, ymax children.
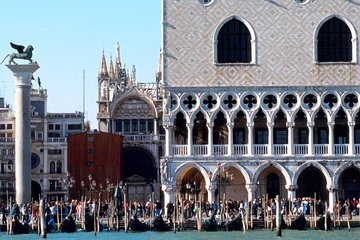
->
<box><xmin>58</xmin><ymin>172</ymin><xmax>75</xmax><ymax>200</ymax></box>
<box><xmin>216</xmin><ymin>163</ymin><xmax>233</xmax><ymax>211</ymax></box>
<box><xmin>186</xmin><ymin>182</ymin><xmax>192</xmax><ymax>200</ymax></box>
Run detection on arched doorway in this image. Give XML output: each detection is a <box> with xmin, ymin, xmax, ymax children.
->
<box><xmin>122</xmin><ymin>147</ymin><xmax>157</xmax><ymax>202</ymax></box>
<box><xmin>31</xmin><ymin>181</ymin><xmax>41</xmax><ymax>201</ymax></box>
<box><xmin>178</xmin><ymin>168</ymin><xmax>205</xmax><ymax>202</ymax></box>
<box><xmin>266</xmin><ymin>173</ymin><xmax>280</xmax><ymax>199</ymax></box>
<box><xmin>339</xmin><ymin>167</ymin><xmax>360</xmax><ymax>200</ymax></box>
<box><xmin>297</xmin><ymin>166</ymin><xmax>327</xmax><ymax>200</ymax></box>
<box><xmin>255</xmin><ymin>166</ymin><xmax>286</xmax><ymax>199</ymax></box>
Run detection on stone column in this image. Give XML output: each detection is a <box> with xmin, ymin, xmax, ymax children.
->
<box><xmin>328</xmin><ymin>122</ymin><xmax>335</xmax><ymax>155</ymax></box>
<box><xmin>162</xmin><ymin>184</ymin><xmax>175</xmax><ymax>216</ymax></box>
<box><xmin>348</xmin><ymin>121</ymin><xmax>355</xmax><ymax>155</ymax></box>
<box><xmin>247</xmin><ymin>122</ymin><xmax>254</xmax><ymax>156</ymax></box>
<box><xmin>153</xmin><ymin>118</ymin><xmax>159</xmax><ymax>141</ymax></box>
<box><xmin>267</xmin><ymin>122</ymin><xmax>274</xmax><ymax>155</ymax></box>
<box><xmin>286</xmin><ymin>184</ymin><xmax>298</xmax><ymax>200</ymax></box>
<box><xmin>307</xmin><ymin>122</ymin><xmax>314</xmax><ymax>156</ymax></box>
<box><xmin>7</xmin><ymin>63</ymin><xmax>40</xmax><ymax>204</ymax></box>
<box><xmin>187</xmin><ymin>123</ymin><xmax>193</xmax><ymax>156</ymax></box>
<box><xmin>227</xmin><ymin>122</ymin><xmax>234</xmax><ymax>156</ymax></box>
<box><xmin>287</xmin><ymin>122</ymin><xmax>294</xmax><ymax>156</ymax></box>
<box><xmin>327</xmin><ymin>185</ymin><xmax>337</xmax><ymax>213</ymax></box>
<box><xmin>207</xmin><ymin>123</ymin><xmax>214</xmax><ymax>156</ymax></box>
<box><xmin>164</xmin><ymin>121</ymin><xmax>172</xmax><ymax>157</ymax></box>
<box><xmin>206</xmin><ymin>184</ymin><xmax>215</xmax><ymax>204</ymax></box>
<box><xmin>246</xmin><ymin>184</ymin><xmax>257</xmax><ymax>202</ymax></box>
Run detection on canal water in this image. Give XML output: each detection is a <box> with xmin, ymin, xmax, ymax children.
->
<box><xmin>1</xmin><ymin>229</ymin><xmax>359</xmax><ymax>240</ymax></box>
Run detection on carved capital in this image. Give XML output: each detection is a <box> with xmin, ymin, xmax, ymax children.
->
<box><xmin>307</xmin><ymin>121</ymin><xmax>315</xmax><ymax>128</ymax></box>
<box><xmin>328</xmin><ymin>122</ymin><xmax>335</xmax><ymax>128</ymax></box>
<box><xmin>207</xmin><ymin>122</ymin><xmax>214</xmax><ymax>129</ymax></box>
<box><xmin>267</xmin><ymin>122</ymin><xmax>274</xmax><ymax>128</ymax></box>
<box><xmin>286</xmin><ymin>122</ymin><xmax>295</xmax><ymax>128</ymax></box>
<box><xmin>327</xmin><ymin>185</ymin><xmax>337</xmax><ymax>192</ymax></box>
<box><xmin>247</xmin><ymin>122</ymin><xmax>254</xmax><ymax>128</ymax></box>
<box><xmin>186</xmin><ymin>123</ymin><xmax>194</xmax><ymax>129</ymax></box>
<box><xmin>285</xmin><ymin>184</ymin><xmax>298</xmax><ymax>191</ymax></box>
<box><xmin>206</xmin><ymin>184</ymin><xmax>215</xmax><ymax>191</ymax></box>
<box><xmin>348</xmin><ymin>121</ymin><xmax>356</xmax><ymax>127</ymax></box>
<box><xmin>161</xmin><ymin>184</ymin><xmax>175</xmax><ymax>193</ymax></box>
<box><xmin>245</xmin><ymin>184</ymin><xmax>257</xmax><ymax>191</ymax></box>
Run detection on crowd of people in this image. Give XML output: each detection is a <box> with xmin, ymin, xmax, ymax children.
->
<box><xmin>0</xmin><ymin>196</ymin><xmax>359</xmax><ymax>229</ymax></box>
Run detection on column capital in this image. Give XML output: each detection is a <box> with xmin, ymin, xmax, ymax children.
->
<box><xmin>328</xmin><ymin>121</ymin><xmax>335</xmax><ymax>128</ymax></box>
<box><xmin>285</xmin><ymin>184</ymin><xmax>298</xmax><ymax>191</ymax></box>
<box><xmin>348</xmin><ymin>121</ymin><xmax>356</xmax><ymax>127</ymax></box>
<box><xmin>161</xmin><ymin>184</ymin><xmax>175</xmax><ymax>193</ymax></box>
<box><xmin>186</xmin><ymin>122</ymin><xmax>194</xmax><ymax>128</ymax></box>
<box><xmin>207</xmin><ymin>122</ymin><xmax>214</xmax><ymax>128</ymax></box>
<box><xmin>267</xmin><ymin>122</ymin><xmax>274</xmax><ymax>128</ymax></box>
<box><xmin>326</xmin><ymin>185</ymin><xmax>338</xmax><ymax>192</ymax></box>
<box><xmin>307</xmin><ymin>121</ymin><xmax>315</xmax><ymax>128</ymax></box>
<box><xmin>247</xmin><ymin>122</ymin><xmax>254</xmax><ymax>128</ymax></box>
<box><xmin>227</xmin><ymin>122</ymin><xmax>234</xmax><ymax>128</ymax></box>
<box><xmin>245</xmin><ymin>184</ymin><xmax>257</xmax><ymax>191</ymax></box>
<box><xmin>206</xmin><ymin>184</ymin><xmax>216</xmax><ymax>191</ymax></box>
<box><xmin>286</xmin><ymin>122</ymin><xmax>295</xmax><ymax>128</ymax></box>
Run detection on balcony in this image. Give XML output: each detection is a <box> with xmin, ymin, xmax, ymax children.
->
<box><xmin>122</xmin><ymin>134</ymin><xmax>165</xmax><ymax>143</ymax></box>
<box><xmin>170</xmin><ymin>143</ymin><xmax>358</xmax><ymax>157</ymax></box>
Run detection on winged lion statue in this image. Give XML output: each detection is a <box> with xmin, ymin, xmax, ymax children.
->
<box><xmin>0</xmin><ymin>42</ymin><xmax>34</xmax><ymax>65</ymax></box>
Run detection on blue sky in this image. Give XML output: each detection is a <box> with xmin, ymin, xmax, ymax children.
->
<box><xmin>0</xmin><ymin>0</ymin><xmax>161</xmax><ymax>129</ymax></box>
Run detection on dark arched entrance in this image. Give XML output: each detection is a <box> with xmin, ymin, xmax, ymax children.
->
<box><xmin>339</xmin><ymin>168</ymin><xmax>360</xmax><ymax>200</ymax></box>
<box><xmin>122</xmin><ymin>147</ymin><xmax>157</xmax><ymax>202</ymax></box>
<box><xmin>31</xmin><ymin>181</ymin><xmax>41</xmax><ymax>201</ymax></box>
<box><xmin>267</xmin><ymin>173</ymin><xmax>280</xmax><ymax>199</ymax></box>
<box><xmin>297</xmin><ymin>166</ymin><xmax>327</xmax><ymax>200</ymax></box>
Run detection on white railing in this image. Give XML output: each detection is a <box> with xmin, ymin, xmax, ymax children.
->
<box><xmin>172</xmin><ymin>145</ymin><xmax>188</xmax><ymax>156</ymax></box>
<box><xmin>334</xmin><ymin>144</ymin><xmax>349</xmax><ymax>155</ymax></box>
<box><xmin>234</xmin><ymin>144</ymin><xmax>248</xmax><ymax>155</ymax></box>
<box><xmin>254</xmin><ymin>144</ymin><xmax>268</xmax><ymax>155</ymax></box>
<box><xmin>355</xmin><ymin>144</ymin><xmax>360</xmax><ymax>154</ymax></box>
<box><xmin>170</xmin><ymin>143</ymin><xmax>356</xmax><ymax>157</ymax></box>
<box><xmin>193</xmin><ymin>145</ymin><xmax>208</xmax><ymax>155</ymax></box>
<box><xmin>123</xmin><ymin>134</ymin><xmax>165</xmax><ymax>142</ymax></box>
<box><xmin>314</xmin><ymin>144</ymin><xmax>328</xmax><ymax>155</ymax></box>
<box><xmin>273</xmin><ymin>144</ymin><xmax>288</xmax><ymax>155</ymax></box>
<box><xmin>294</xmin><ymin>144</ymin><xmax>308</xmax><ymax>155</ymax></box>
<box><xmin>213</xmin><ymin>145</ymin><xmax>228</xmax><ymax>156</ymax></box>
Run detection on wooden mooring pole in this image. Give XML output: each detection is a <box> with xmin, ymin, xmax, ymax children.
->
<box><xmin>39</xmin><ymin>198</ymin><xmax>47</xmax><ymax>238</ymax></box>
<box><xmin>276</xmin><ymin>195</ymin><xmax>282</xmax><ymax>237</ymax></box>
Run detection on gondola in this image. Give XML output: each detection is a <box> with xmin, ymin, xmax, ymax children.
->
<box><xmin>316</xmin><ymin>213</ymin><xmax>332</xmax><ymax>231</ymax></box>
<box><xmin>129</xmin><ymin>214</ymin><xmax>150</xmax><ymax>231</ymax></box>
<box><xmin>84</xmin><ymin>213</ymin><xmax>103</xmax><ymax>232</ymax></box>
<box><xmin>60</xmin><ymin>216</ymin><xmax>77</xmax><ymax>233</ymax></box>
<box><xmin>288</xmin><ymin>213</ymin><xmax>307</xmax><ymax>230</ymax></box>
<box><xmin>224</xmin><ymin>214</ymin><xmax>243</xmax><ymax>231</ymax></box>
<box><xmin>12</xmin><ymin>219</ymin><xmax>30</xmax><ymax>234</ymax></box>
<box><xmin>201</xmin><ymin>214</ymin><xmax>219</xmax><ymax>232</ymax></box>
<box><xmin>153</xmin><ymin>215</ymin><xmax>171</xmax><ymax>231</ymax></box>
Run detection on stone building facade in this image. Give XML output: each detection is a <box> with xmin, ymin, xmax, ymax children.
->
<box><xmin>161</xmin><ymin>0</ymin><xmax>360</xmax><ymax>210</ymax></box>
<box><xmin>0</xmin><ymin>84</ymin><xmax>84</xmax><ymax>202</ymax></box>
<box><xmin>97</xmin><ymin>43</ymin><xmax>164</xmax><ymax>203</ymax></box>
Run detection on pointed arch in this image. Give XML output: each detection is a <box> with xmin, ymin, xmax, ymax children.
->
<box><xmin>333</xmin><ymin>162</ymin><xmax>360</xmax><ymax>187</ymax></box>
<box><xmin>314</xmin><ymin>15</ymin><xmax>357</xmax><ymax>63</ymax></box>
<box><xmin>173</xmin><ymin>162</ymin><xmax>211</xmax><ymax>187</ymax></box>
<box><xmin>211</xmin><ymin>162</ymin><xmax>251</xmax><ymax>185</ymax></box>
<box><xmin>252</xmin><ymin>162</ymin><xmax>292</xmax><ymax>187</ymax></box>
<box><xmin>293</xmin><ymin>161</ymin><xmax>332</xmax><ymax>188</ymax></box>
<box><xmin>214</xmin><ymin>15</ymin><xmax>257</xmax><ymax>64</ymax></box>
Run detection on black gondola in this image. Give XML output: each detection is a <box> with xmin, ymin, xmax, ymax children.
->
<box><xmin>201</xmin><ymin>214</ymin><xmax>219</xmax><ymax>231</ymax></box>
<box><xmin>84</xmin><ymin>213</ymin><xmax>103</xmax><ymax>232</ymax></box>
<box><xmin>129</xmin><ymin>214</ymin><xmax>150</xmax><ymax>231</ymax></box>
<box><xmin>60</xmin><ymin>216</ymin><xmax>77</xmax><ymax>233</ymax></box>
<box><xmin>12</xmin><ymin>219</ymin><xmax>30</xmax><ymax>234</ymax></box>
<box><xmin>153</xmin><ymin>215</ymin><xmax>170</xmax><ymax>231</ymax></box>
<box><xmin>316</xmin><ymin>213</ymin><xmax>332</xmax><ymax>230</ymax></box>
<box><xmin>224</xmin><ymin>214</ymin><xmax>243</xmax><ymax>231</ymax></box>
<box><xmin>288</xmin><ymin>213</ymin><xmax>307</xmax><ymax>230</ymax></box>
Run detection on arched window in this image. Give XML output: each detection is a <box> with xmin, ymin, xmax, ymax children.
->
<box><xmin>56</xmin><ymin>161</ymin><xmax>62</xmax><ymax>174</ymax></box>
<box><xmin>317</xmin><ymin>17</ymin><xmax>352</xmax><ymax>62</ymax></box>
<box><xmin>217</xmin><ymin>19</ymin><xmax>251</xmax><ymax>63</ymax></box>
<box><xmin>50</xmin><ymin>161</ymin><xmax>55</xmax><ymax>173</ymax></box>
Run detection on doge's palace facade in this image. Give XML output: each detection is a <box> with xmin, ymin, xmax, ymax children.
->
<box><xmin>161</xmin><ymin>0</ymin><xmax>360</xmax><ymax>210</ymax></box>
